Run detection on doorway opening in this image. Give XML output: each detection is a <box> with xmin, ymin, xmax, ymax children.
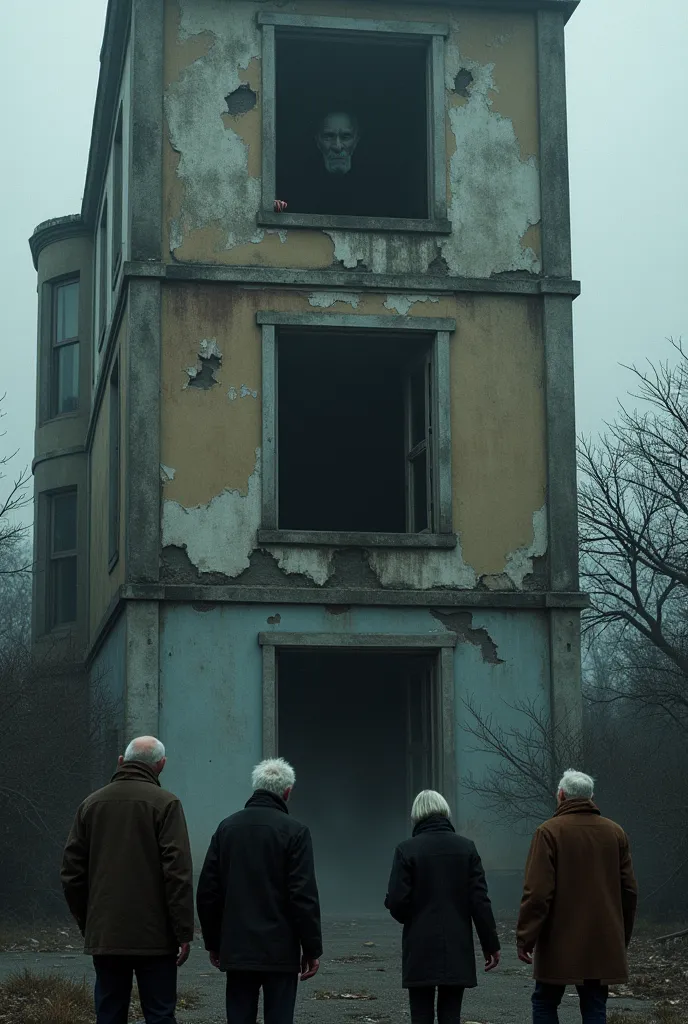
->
<box><xmin>277</xmin><ymin>648</ymin><xmax>442</xmax><ymax>915</ymax></box>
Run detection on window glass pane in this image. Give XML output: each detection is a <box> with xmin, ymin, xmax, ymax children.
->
<box><xmin>55</xmin><ymin>343</ymin><xmax>79</xmax><ymax>414</ymax></box>
<box><xmin>52</xmin><ymin>492</ymin><xmax>77</xmax><ymax>553</ymax></box>
<box><xmin>52</xmin><ymin>555</ymin><xmax>77</xmax><ymax>625</ymax></box>
<box><xmin>56</xmin><ymin>281</ymin><xmax>79</xmax><ymax>342</ymax></box>
<box><xmin>410</xmin><ymin>365</ymin><xmax>426</xmax><ymax>447</ymax></box>
<box><xmin>412</xmin><ymin>449</ymin><xmax>428</xmax><ymax>532</ymax></box>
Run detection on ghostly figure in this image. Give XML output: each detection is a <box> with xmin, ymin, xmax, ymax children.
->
<box><xmin>316</xmin><ymin>112</ymin><xmax>360</xmax><ymax>175</ymax></box>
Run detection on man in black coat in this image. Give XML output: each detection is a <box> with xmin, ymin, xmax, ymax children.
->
<box><xmin>385</xmin><ymin>790</ymin><xmax>500</xmax><ymax>1024</ymax></box>
<box><xmin>196</xmin><ymin>758</ymin><xmax>322</xmax><ymax>1024</ymax></box>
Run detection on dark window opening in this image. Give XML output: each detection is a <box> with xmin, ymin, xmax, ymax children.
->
<box><xmin>112</xmin><ymin>109</ymin><xmax>124</xmax><ymax>280</ymax></box>
<box><xmin>48</xmin><ymin>490</ymin><xmax>77</xmax><ymax>629</ymax></box>
<box><xmin>276</xmin><ymin>33</ymin><xmax>429</xmax><ymax>220</ymax></box>
<box><xmin>108</xmin><ymin>360</ymin><xmax>120</xmax><ymax>566</ymax></box>
<box><xmin>51</xmin><ymin>279</ymin><xmax>79</xmax><ymax>417</ymax></box>
<box><xmin>277</xmin><ymin>330</ymin><xmax>434</xmax><ymax>533</ymax></box>
<box><xmin>278</xmin><ymin>648</ymin><xmax>440</xmax><ymax>914</ymax></box>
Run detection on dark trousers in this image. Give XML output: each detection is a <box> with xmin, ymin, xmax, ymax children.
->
<box><xmin>225</xmin><ymin>970</ymin><xmax>299</xmax><ymax>1024</ymax></box>
<box><xmin>93</xmin><ymin>955</ymin><xmax>177</xmax><ymax>1024</ymax></box>
<box><xmin>532</xmin><ymin>981</ymin><xmax>609</xmax><ymax>1023</ymax></box>
<box><xmin>408</xmin><ymin>985</ymin><xmax>465</xmax><ymax>1024</ymax></box>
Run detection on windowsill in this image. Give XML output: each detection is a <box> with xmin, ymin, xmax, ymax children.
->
<box><xmin>257</xmin><ymin>529</ymin><xmax>457</xmax><ymax>549</ymax></box>
<box><xmin>41</xmin><ymin>410</ymin><xmax>80</xmax><ymax>426</ymax></box>
<box><xmin>258</xmin><ymin>210</ymin><xmax>452</xmax><ymax>235</ymax></box>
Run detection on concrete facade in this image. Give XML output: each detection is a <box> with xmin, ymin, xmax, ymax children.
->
<box><xmin>30</xmin><ymin>0</ymin><xmax>582</xmax><ymax>906</ymax></box>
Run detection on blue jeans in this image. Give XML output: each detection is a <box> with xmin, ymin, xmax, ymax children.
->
<box><xmin>532</xmin><ymin>981</ymin><xmax>608</xmax><ymax>1023</ymax></box>
<box><xmin>93</xmin><ymin>955</ymin><xmax>177</xmax><ymax>1024</ymax></box>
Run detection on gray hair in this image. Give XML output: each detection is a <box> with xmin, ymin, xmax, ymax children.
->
<box><xmin>123</xmin><ymin>736</ymin><xmax>166</xmax><ymax>765</ymax></box>
<box><xmin>252</xmin><ymin>757</ymin><xmax>295</xmax><ymax>796</ymax></box>
<box><xmin>411</xmin><ymin>789</ymin><xmax>451</xmax><ymax>825</ymax></box>
<box><xmin>558</xmin><ymin>769</ymin><xmax>594</xmax><ymax>800</ymax></box>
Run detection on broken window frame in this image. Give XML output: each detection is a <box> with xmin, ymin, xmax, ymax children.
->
<box><xmin>258</xmin><ymin>310</ymin><xmax>455</xmax><ymax>547</ymax></box>
<box><xmin>49</xmin><ymin>276</ymin><xmax>80</xmax><ymax>419</ymax></box>
<box><xmin>47</xmin><ymin>488</ymin><xmax>78</xmax><ymax>631</ymax></box>
<box><xmin>257</xmin><ymin>12</ymin><xmax>450</xmax><ymax>235</ymax></box>
<box><xmin>259</xmin><ymin>631</ymin><xmax>456</xmax><ymax>809</ymax></box>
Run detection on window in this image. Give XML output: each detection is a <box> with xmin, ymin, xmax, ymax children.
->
<box><xmin>259</xmin><ymin>312</ymin><xmax>454</xmax><ymax>544</ymax></box>
<box><xmin>48</xmin><ymin>490</ymin><xmax>77</xmax><ymax>629</ymax></box>
<box><xmin>98</xmin><ymin>199</ymin><xmax>108</xmax><ymax>346</ymax></box>
<box><xmin>51</xmin><ymin>279</ymin><xmax>79</xmax><ymax>416</ymax></box>
<box><xmin>112</xmin><ymin>110</ymin><xmax>123</xmax><ymax>280</ymax></box>
<box><xmin>259</xmin><ymin>14</ymin><xmax>449</xmax><ymax>232</ymax></box>
<box><xmin>108</xmin><ymin>360</ymin><xmax>120</xmax><ymax>567</ymax></box>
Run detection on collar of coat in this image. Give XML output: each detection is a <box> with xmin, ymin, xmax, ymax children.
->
<box><xmin>554</xmin><ymin>797</ymin><xmax>600</xmax><ymax>818</ymax></box>
<box><xmin>110</xmin><ymin>761</ymin><xmax>161</xmax><ymax>787</ymax></box>
<box><xmin>412</xmin><ymin>813</ymin><xmax>456</xmax><ymax>837</ymax></box>
<box><xmin>245</xmin><ymin>789</ymin><xmax>290</xmax><ymax>814</ymax></box>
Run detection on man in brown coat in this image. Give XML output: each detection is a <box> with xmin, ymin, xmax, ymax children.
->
<box><xmin>61</xmin><ymin>736</ymin><xmax>195</xmax><ymax>1024</ymax></box>
<box><xmin>516</xmin><ymin>769</ymin><xmax>637</xmax><ymax>1023</ymax></box>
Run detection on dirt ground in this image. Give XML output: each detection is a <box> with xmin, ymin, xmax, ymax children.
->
<box><xmin>0</xmin><ymin>915</ymin><xmax>659</xmax><ymax>1023</ymax></box>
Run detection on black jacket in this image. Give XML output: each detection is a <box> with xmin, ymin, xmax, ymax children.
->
<box><xmin>385</xmin><ymin>815</ymin><xmax>500</xmax><ymax>988</ymax></box>
<box><xmin>196</xmin><ymin>790</ymin><xmax>322</xmax><ymax>972</ymax></box>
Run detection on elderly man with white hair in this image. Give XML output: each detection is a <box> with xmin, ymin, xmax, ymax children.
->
<box><xmin>517</xmin><ymin>769</ymin><xmax>638</xmax><ymax>1024</ymax></box>
<box><xmin>61</xmin><ymin>735</ymin><xmax>194</xmax><ymax>1024</ymax></box>
<box><xmin>196</xmin><ymin>757</ymin><xmax>322</xmax><ymax>1024</ymax></box>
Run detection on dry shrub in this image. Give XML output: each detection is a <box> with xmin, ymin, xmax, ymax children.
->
<box><xmin>0</xmin><ymin>969</ymin><xmax>91</xmax><ymax>1024</ymax></box>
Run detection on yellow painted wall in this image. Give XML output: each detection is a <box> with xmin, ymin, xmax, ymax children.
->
<box><xmin>89</xmin><ymin>312</ymin><xmax>127</xmax><ymax>638</ymax></box>
<box><xmin>160</xmin><ymin>284</ymin><xmax>545</xmax><ymax>579</ymax></box>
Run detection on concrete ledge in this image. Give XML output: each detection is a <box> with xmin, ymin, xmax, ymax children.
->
<box><xmin>258</xmin><ymin>211</ymin><xmax>452</xmax><ymax>234</ymax></box>
<box><xmin>258</xmin><ymin>631</ymin><xmax>459</xmax><ymax>647</ymax></box>
<box><xmin>257</xmin><ymin>530</ymin><xmax>457</xmax><ymax>548</ymax></box>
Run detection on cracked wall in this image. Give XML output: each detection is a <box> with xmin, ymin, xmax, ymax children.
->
<box><xmin>163</xmin><ymin>1</ymin><xmax>541</xmax><ymax>276</ymax></box>
<box><xmin>160</xmin><ymin>285</ymin><xmax>546</xmax><ymax>589</ymax></box>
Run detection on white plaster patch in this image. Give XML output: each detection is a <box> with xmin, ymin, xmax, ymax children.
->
<box><xmin>504</xmin><ymin>505</ymin><xmax>548</xmax><ymax>588</ymax></box>
<box><xmin>270</xmin><ymin>547</ymin><xmax>335</xmax><ymax>587</ymax></box>
<box><xmin>368</xmin><ymin>543</ymin><xmax>477</xmax><ymax>591</ymax></box>
<box><xmin>199</xmin><ymin>338</ymin><xmax>221</xmax><ymax>360</ymax></box>
<box><xmin>166</xmin><ymin>2</ymin><xmax>262</xmax><ymax>252</ymax></box>
<box><xmin>162</xmin><ymin>449</ymin><xmax>261</xmax><ymax>577</ymax></box>
<box><xmin>383</xmin><ymin>294</ymin><xmax>440</xmax><ymax>316</ymax></box>
<box><xmin>442</xmin><ymin>40</ymin><xmax>541</xmax><ymax>277</ymax></box>
<box><xmin>160</xmin><ymin>464</ymin><xmax>176</xmax><ymax>483</ymax></box>
<box><xmin>308</xmin><ymin>292</ymin><xmax>360</xmax><ymax>310</ymax></box>
<box><xmin>325</xmin><ymin>232</ymin><xmax>438</xmax><ymax>275</ymax></box>
<box><xmin>227</xmin><ymin>384</ymin><xmax>258</xmax><ymax>401</ymax></box>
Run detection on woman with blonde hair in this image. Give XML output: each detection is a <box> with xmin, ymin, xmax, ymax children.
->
<box><xmin>385</xmin><ymin>789</ymin><xmax>500</xmax><ymax>1024</ymax></box>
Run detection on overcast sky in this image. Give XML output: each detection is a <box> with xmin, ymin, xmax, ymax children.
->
<box><xmin>1</xmin><ymin>0</ymin><xmax>686</xmax><ymax>525</ymax></box>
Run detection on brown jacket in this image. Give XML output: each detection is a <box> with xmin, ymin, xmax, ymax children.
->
<box><xmin>61</xmin><ymin>762</ymin><xmax>194</xmax><ymax>955</ymax></box>
<box><xmin>517</xmin><ymin>799</ymin><xmax>638</xmax><ymax>985</ymax></box>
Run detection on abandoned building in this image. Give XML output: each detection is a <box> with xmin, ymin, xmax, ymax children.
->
<box><xmin>29</xmin><ymin>0</ymin><xmax>583</xmax><ymax>910</ymax></box>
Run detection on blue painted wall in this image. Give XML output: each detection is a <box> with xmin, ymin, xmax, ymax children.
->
<box><xmin>89</xmin><ymin>607</ymin><xmax>126</xmax><ymax>786</ymax></box>
<box><xmin>159</xmin><ymin>602</ymin><xmax>550</xmax><ymax>906</ymax></box>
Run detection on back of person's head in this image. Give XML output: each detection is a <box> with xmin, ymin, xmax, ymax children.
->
<box><xmin>557</xmin><ymin>769</ymin><xmax>594</xmax><ymax>800</ymax></box>
<box><xmin>121</xmin><ymin>736</ymin><xmax>166</xmax><ymax>774</ymax></box>
<box><xmin>251</xmin><ymin>757</ymin><xmax>295</xmax><ymax>798</ymax></box>
<box><xmin>411</xmin><ymin>789</ymin><xmax>451</xmax><ymax>825</ymax></box>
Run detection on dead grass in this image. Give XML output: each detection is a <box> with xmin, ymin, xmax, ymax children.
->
<box><xmin>0</xmin><ymin>971</ymin><xmax>201</xmax><ymax>1023</ymax></box>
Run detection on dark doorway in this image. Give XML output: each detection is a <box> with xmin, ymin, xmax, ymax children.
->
<box><xmin>277</xmin><ymin>649</ymin><xmax>440</xmax><ymax>914</ymax></box>
<box><xmin>276</xmin><ymin>32</ymin><xmax>429</xmax><ymax>219</ymax></box>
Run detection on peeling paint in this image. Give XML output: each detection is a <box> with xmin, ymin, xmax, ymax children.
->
<box><xmin>185</xmin><ymin>337</ymin><xmax>222</xmax><ymax>389</ymax></box>
<box><xmin>166</xmin><ymin>1</ymin><xmax>262</xmax><ymax>253</ymax></box>
<box><xmin>162</xmin><ymin>448</ymin><xmax>261</xmax><ymax>577</ymax></box>
<box><xmin>442</xmin><ymin>48</ymin><xmax>540</xmax><ymax>277</ymax></box>
<box><xmin>368</xmin><ymin>544</ymin><xmax>477</xmax><ymax>591</ymax></box>
<box><xmin>227</xmin><ymin>384</ymin><xmax>258</xmax><ymax>401</ymax></box>
<box><xmin>431</xmin><ymin>609</ymin><xmax>504</xmax><ymax>664</ymax></box>
<box><xmin>383</xmin><ymin>294</ymin><xmax>440</xmax><ymax>316</ymax></box>
<box><xmin>504</xmin><ymin>505</ymin><xmax>548</xmax><ymax>588</ymax></box>
<box><xmin>160</xmin><ymin>464</ymin><xmax>176</xmax><ymax>483</ymax></box>
<box><xmin>269</xmin><ymin>547</ymin><xmax>335</xmax><ymax>587</ymax></box>
<box><xmin>308</xmin><ymin>292</ymin><xmax>360</xmax><ymax>310</ymax></box>
<box><xmin>325</xmin><ymin>232</ymin><xmax>437</xmax><ymax>275</ymax></box>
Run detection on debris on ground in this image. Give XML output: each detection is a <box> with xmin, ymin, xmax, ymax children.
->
<box><xmin>314</xmin><ymin>989</ymin><xmax>377</xmax><ymax>1000</ymax></box>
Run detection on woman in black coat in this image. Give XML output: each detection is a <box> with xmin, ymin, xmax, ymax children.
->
<box><xmin>385</xmin><ymin>789</ymin><xmax>501</xmax><ymax>1024</ymax></box>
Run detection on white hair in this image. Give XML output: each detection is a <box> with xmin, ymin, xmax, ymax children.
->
<box><xmin>252</xmin><ymin>758</ymin><xmax>295</xmax><ymax>796</ymax></box>
<box><xmin>411</xmin><ymin>789</ymin><xmax>451</xmax><ymax>825</ymax></box>
<box><xmin>558</xmin><ymin>769</ymin><xmax>594</xmax><ymax>800</ymax></box>
<box><xmin>123</xmin><ymin>736</ymin><xmax>166</xmax><ymax>765</ymax></box>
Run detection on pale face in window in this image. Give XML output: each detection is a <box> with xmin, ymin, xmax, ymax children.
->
<box><xmin>316</xmin><ymin>112</ymin><xmax>360</xmax><ymax>175</ymax></box>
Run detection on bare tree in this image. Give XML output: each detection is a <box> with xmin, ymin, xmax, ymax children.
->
<box><xmin>578</xmin><ymin>339</ymin><xmax>688</xmax><ymax>721</ymax></box>
<box><xmin>0</xmin><ymin>393</ymin><xmax>32</xmax><ymax>575</ymax></box>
